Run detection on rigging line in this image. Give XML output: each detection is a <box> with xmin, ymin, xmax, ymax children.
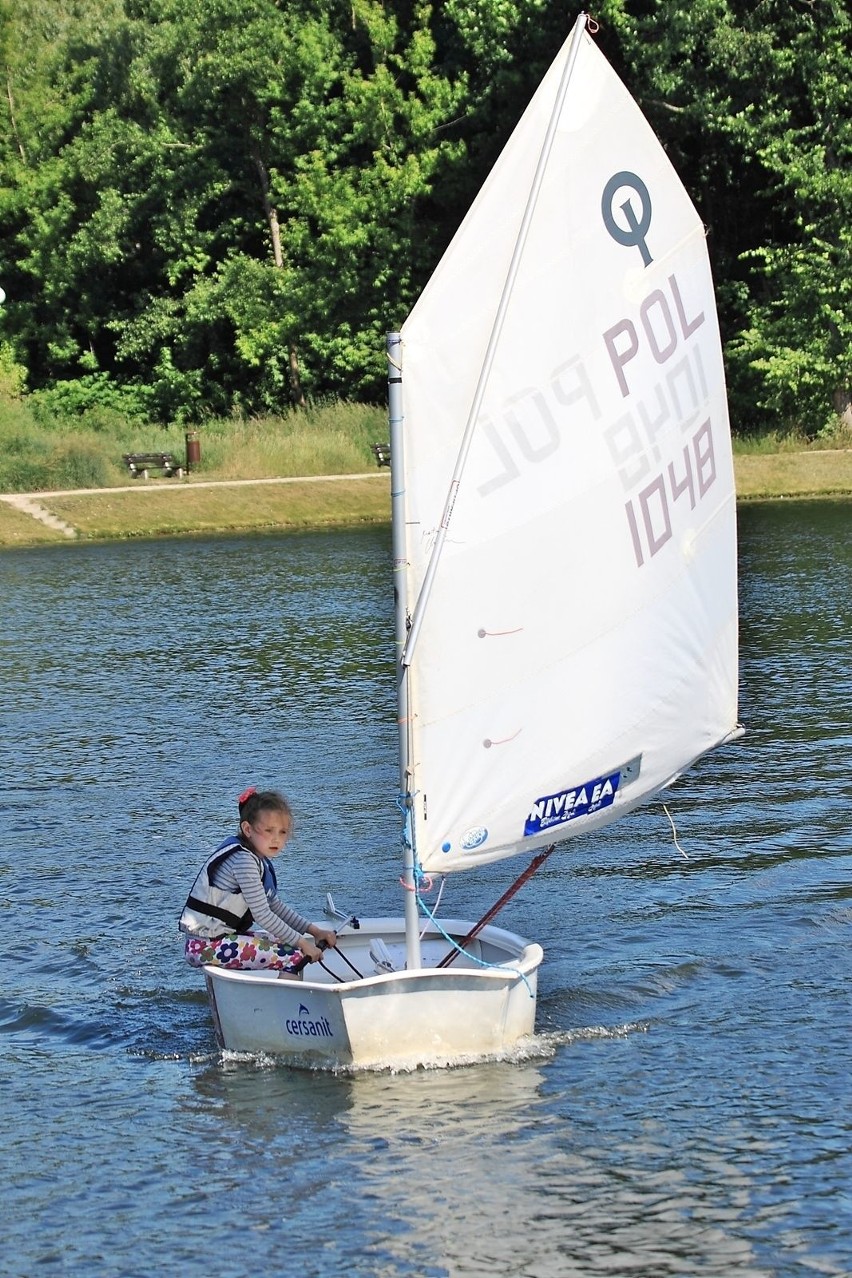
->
<box><xmin>400</xmin><ymin>13</ymin><xmax>590</xmax><ymax>669</ymax></box>
<box><xmin>420</xmin><ymin>875</ymin><xmax>447</xmax><ymax>939</ymax></box>
<box><xmin>663</xmin><ymin>803</ymin><xmax>690</xmax><ymax>859</ymax></box>
<box><xmin>436</xmin><ymin>843</ymin><xmax>557</xmax><ymax>969</ymax></box>
<box><xmin>416</xmin><ymin>891</ymin><xmax>534</xmax><ymax>997</ymax></box>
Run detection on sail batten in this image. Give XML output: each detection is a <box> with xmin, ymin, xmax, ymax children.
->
<box><xmin>396</xmin><ymin>22</ymin><xmax>739</xmax><ymax>875</ymax></box>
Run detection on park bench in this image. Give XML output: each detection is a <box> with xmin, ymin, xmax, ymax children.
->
<box><xmin>372</xmin><ymin>442</ymin><xmax>391</xmax><ymax>468</ymax></box>
<box><xmin>122</xmin><ymin>452</ymin><xmax>184</xmax><ymax>479</ymax></box>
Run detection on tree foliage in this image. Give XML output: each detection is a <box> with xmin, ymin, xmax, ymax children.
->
<box><xmin>722</xmin><ymin>1</ymin><xmax>852</xmax><ymax>433</ymax></box>
<box><xmin>0</xmin><ymin>0</ymin><xmax>849</xmax><ymax>432</ymax></box>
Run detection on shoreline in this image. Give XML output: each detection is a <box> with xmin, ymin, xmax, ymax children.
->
<box><xmin>1</xmin><ymin>453</ymin><xmax>850</xmax><ymax>549</ymax></box>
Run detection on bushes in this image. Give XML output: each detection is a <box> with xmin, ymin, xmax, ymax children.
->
<box><xmin>0</xmin><ymin>396</ymin><xmax>386</xmax><ymax>492</ymax></box>
<box><xmin>29</xmin><ymin>375</ymin><xmax>151</xmax><ymax>431</ymax></box>
<box><xmin>0</xmin><ymin>403</ymin><xmax>121</xmax><ymax>491</ymax></box>
<box><xmin>0</xmin><ymin>343</ymin><xmax>27</xmax><ymax>400</ymax></box>
<box><xmin>46</xmin><ymin>443</ymin><xmax>114</xmax><ymax>490</ymax></box>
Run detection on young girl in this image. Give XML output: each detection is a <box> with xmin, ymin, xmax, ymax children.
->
<box><xmin>180</xmin><ymin>787</ymin><xmax>337</xmax><ymax>973</ymax></box>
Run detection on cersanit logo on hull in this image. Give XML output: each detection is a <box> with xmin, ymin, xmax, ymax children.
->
<box><xmin>285</xmin><ymin>1002</ymin><xmax>334</xmax><ymax>1038</ymax></box>
<box><xmin>525</xmin><ymin>770</ymin><xmax>620</xmax><ymax>836</ymax></box>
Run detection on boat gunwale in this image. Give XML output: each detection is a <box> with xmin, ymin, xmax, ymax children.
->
<box><xmin>202</xmin><ymin>916</ymin><xmax>543</xmax><ymax>993</ymax></box>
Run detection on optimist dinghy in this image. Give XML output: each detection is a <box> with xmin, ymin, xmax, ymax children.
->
<box><xmin>203</xmin><ymin>12</ymin><xmax>740</xmax><ymax>1070</ymax></box>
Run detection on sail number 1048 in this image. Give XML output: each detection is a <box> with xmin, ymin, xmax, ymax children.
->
<box><xmin>624</xmin><ymin>416</ymin><xmax>717</xmax><ymax>567</ymax></box>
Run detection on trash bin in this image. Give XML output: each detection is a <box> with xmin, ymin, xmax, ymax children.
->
<box><xmin>185</xmin><ymin>429</ymin><xmax>201</xmax><ymax>473</ymax></box>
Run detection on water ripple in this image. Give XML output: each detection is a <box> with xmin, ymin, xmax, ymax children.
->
<box><xmin>0</xmin><ymin>511</ymin><xmax>850</xmax><ymax>1277</ymax></box>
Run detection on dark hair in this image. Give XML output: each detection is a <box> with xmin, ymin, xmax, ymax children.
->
<box><xmin>237</xmin><ymin>788</ymin><xmax>294</xmax><ymax>831</ymax></box>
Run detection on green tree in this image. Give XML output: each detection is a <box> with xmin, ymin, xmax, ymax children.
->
<box><xmin>2</xmin><ymin>0</ymin><xmax>849</xmax><ymax>432</ymax></box>
<box><xmin>2</xmin><ymin>0</ymin><xmax>470</xmax><ymax>417</ymax></box>
<box><xmin>722</xmin><ymin>1</ymin><xmax>852</xmax><ymax>434</ymax></box>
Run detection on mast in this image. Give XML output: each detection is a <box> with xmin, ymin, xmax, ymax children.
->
<box><xmin>387</xmin><ymin>331</ymin><xmax>422</xmax><ymax>971</ymax></box>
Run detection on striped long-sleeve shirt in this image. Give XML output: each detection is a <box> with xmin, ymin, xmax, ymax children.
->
<box><xmin>208</xmin><ymin>846</ymin><xmax>310</xmax><ymax>946</ymax></box>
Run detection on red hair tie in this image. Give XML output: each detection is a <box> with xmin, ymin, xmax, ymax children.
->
<box><xmin>237</xmin><ymin>786</ymin><xmax>257</xmax><ymax>807</ymax></box>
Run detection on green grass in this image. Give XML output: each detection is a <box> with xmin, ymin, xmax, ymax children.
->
<box><xmin>732</xmin><ymin>418</ymin><xmax>852</xmax><ymax>455</ymax></box>
<box><xmin>733</xmin><ymin>450</ymin><xmax>852</xmax><ymax>500</ymax></box>
<box><xmin>45</xmin><ymin>475</ymin><xmax>391</xmax><ymax>540</ymax></box>
<box><xmin>0</xmin><ymin>398</ymin><xmax>387</xmax><ymax>493</ymax></box>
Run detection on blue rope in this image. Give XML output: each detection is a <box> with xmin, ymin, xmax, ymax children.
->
<box><xmin>396</xmin><ymin>791</ymin><xmax>414</xmax><ymax>850</ymax></box>
<box><xmin>397</xmin><ymin>792</ymin><xmax>533</xmax><ymax>997</ymax></box>
<box><xmin>415</xmin><ymin>888</ymin><xmax>534</xmax><ymax>998</ymax></box>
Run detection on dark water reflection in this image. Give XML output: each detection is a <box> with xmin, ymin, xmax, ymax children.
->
<box><xmin>1</xmin><ymin>505</ymin><xmax>850</xmax><ymax>1277</ymax></box>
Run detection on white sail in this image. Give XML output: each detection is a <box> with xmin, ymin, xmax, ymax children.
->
<box><xmin>398</xmin><ymin>17</ymin><xmax>739</xmax><ymax>873</ymax></box>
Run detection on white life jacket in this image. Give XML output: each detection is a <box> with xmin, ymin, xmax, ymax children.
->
<box><xmin>178</xmin><ymin>837</ymin><xmax>277</xmax><ymax>937</ymax></box>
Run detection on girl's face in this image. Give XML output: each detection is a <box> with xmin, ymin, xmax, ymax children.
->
<box><xmin>241</xmin><ymin>811</ymin><xmax>292</xmax><ymax>858</ymax></box>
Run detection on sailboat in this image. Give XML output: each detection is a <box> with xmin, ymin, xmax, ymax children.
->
<box><xmin>203</xmin><ymin>12</ymin><xmax>740</xmax><ymax>1069</ymax></box>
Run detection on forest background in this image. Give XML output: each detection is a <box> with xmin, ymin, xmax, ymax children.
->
<box><xmin>0</xmin><ymin>0</ymin><xmax>850</xmax><ymax>497</ymax></box>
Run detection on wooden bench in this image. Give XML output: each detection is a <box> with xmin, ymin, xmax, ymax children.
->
<box><xmin>123</xmin><ymin>452</ymin><xmax>184</xmax><ymax>479</ymax></box>
<box><xmin>372</xmin><ymin>442</ymin><xmax>391</xmax><ymax>468</ymax></box>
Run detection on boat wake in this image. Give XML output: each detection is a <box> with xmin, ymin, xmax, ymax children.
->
<box><xmin>537</xmin><ymin>1020</ymin><xmax>651</xmax><ymax>1050</ymax></box>
<box><xmin>214</xmin><ymin>1019</ymin><xmax>651</xmax><ymax>1074</ymax></box>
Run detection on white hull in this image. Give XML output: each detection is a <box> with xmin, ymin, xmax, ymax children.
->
<box><xmin>204</xmin><ymin>917</ymin><xmax>543</xmax><ymax>1070</ymax></box>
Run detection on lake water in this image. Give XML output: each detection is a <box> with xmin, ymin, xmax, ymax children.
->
<box><xmin>1</xmin><ymin>500</ymin><xmax>850</xmax><ymax>1278</ymax></box>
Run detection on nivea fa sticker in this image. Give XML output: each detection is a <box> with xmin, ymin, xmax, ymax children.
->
<box><xmin>460</xmin><ymin>826</ymin><xmax>489</xmax><ymax>851</ymax></box>
<box><xmin>524</xmin><ymin>770</ymin><xmax>620</xmax><ymax>837</ymax></box>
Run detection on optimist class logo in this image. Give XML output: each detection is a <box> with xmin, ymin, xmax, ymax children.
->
<box><xmin>601</xmin><ymin>171</ymin><xmax>654</xmax><ymax>266</ymax></box>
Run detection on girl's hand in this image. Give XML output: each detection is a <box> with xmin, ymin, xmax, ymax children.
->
<box><xmin>297</xmin><ymin>936</ymin><xmax>323</xmax><ymax>962</ymax></box>
<box><xmin>313</xmin><ymin>927</ymin><xmax>338</xmax><ymax>949</ymax></box>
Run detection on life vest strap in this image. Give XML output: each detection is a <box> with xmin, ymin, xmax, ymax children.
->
<box><xmin>184</xmin><ymin>896</ymin><xmax>253</xmax><ymax>933</ymax></box>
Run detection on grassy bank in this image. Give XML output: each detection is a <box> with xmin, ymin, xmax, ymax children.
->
<box><xmin>0</xmin><ymin>398</ymin><xmax>849</xmax><ymax>548</ymax></box>
<box><xmin>733</xmin><ymin>448</ymin><xmax>852</xmax><ymax>500</ymax></box>
<box><xmin>0</xmin><ymin>475</ymin><xmax>392</xmax><ymax>547</ymax></box>
<box><xmin>2</xmin><ymin>452</ymin><xmax>850</xmax><ymax>549</ymax></box>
